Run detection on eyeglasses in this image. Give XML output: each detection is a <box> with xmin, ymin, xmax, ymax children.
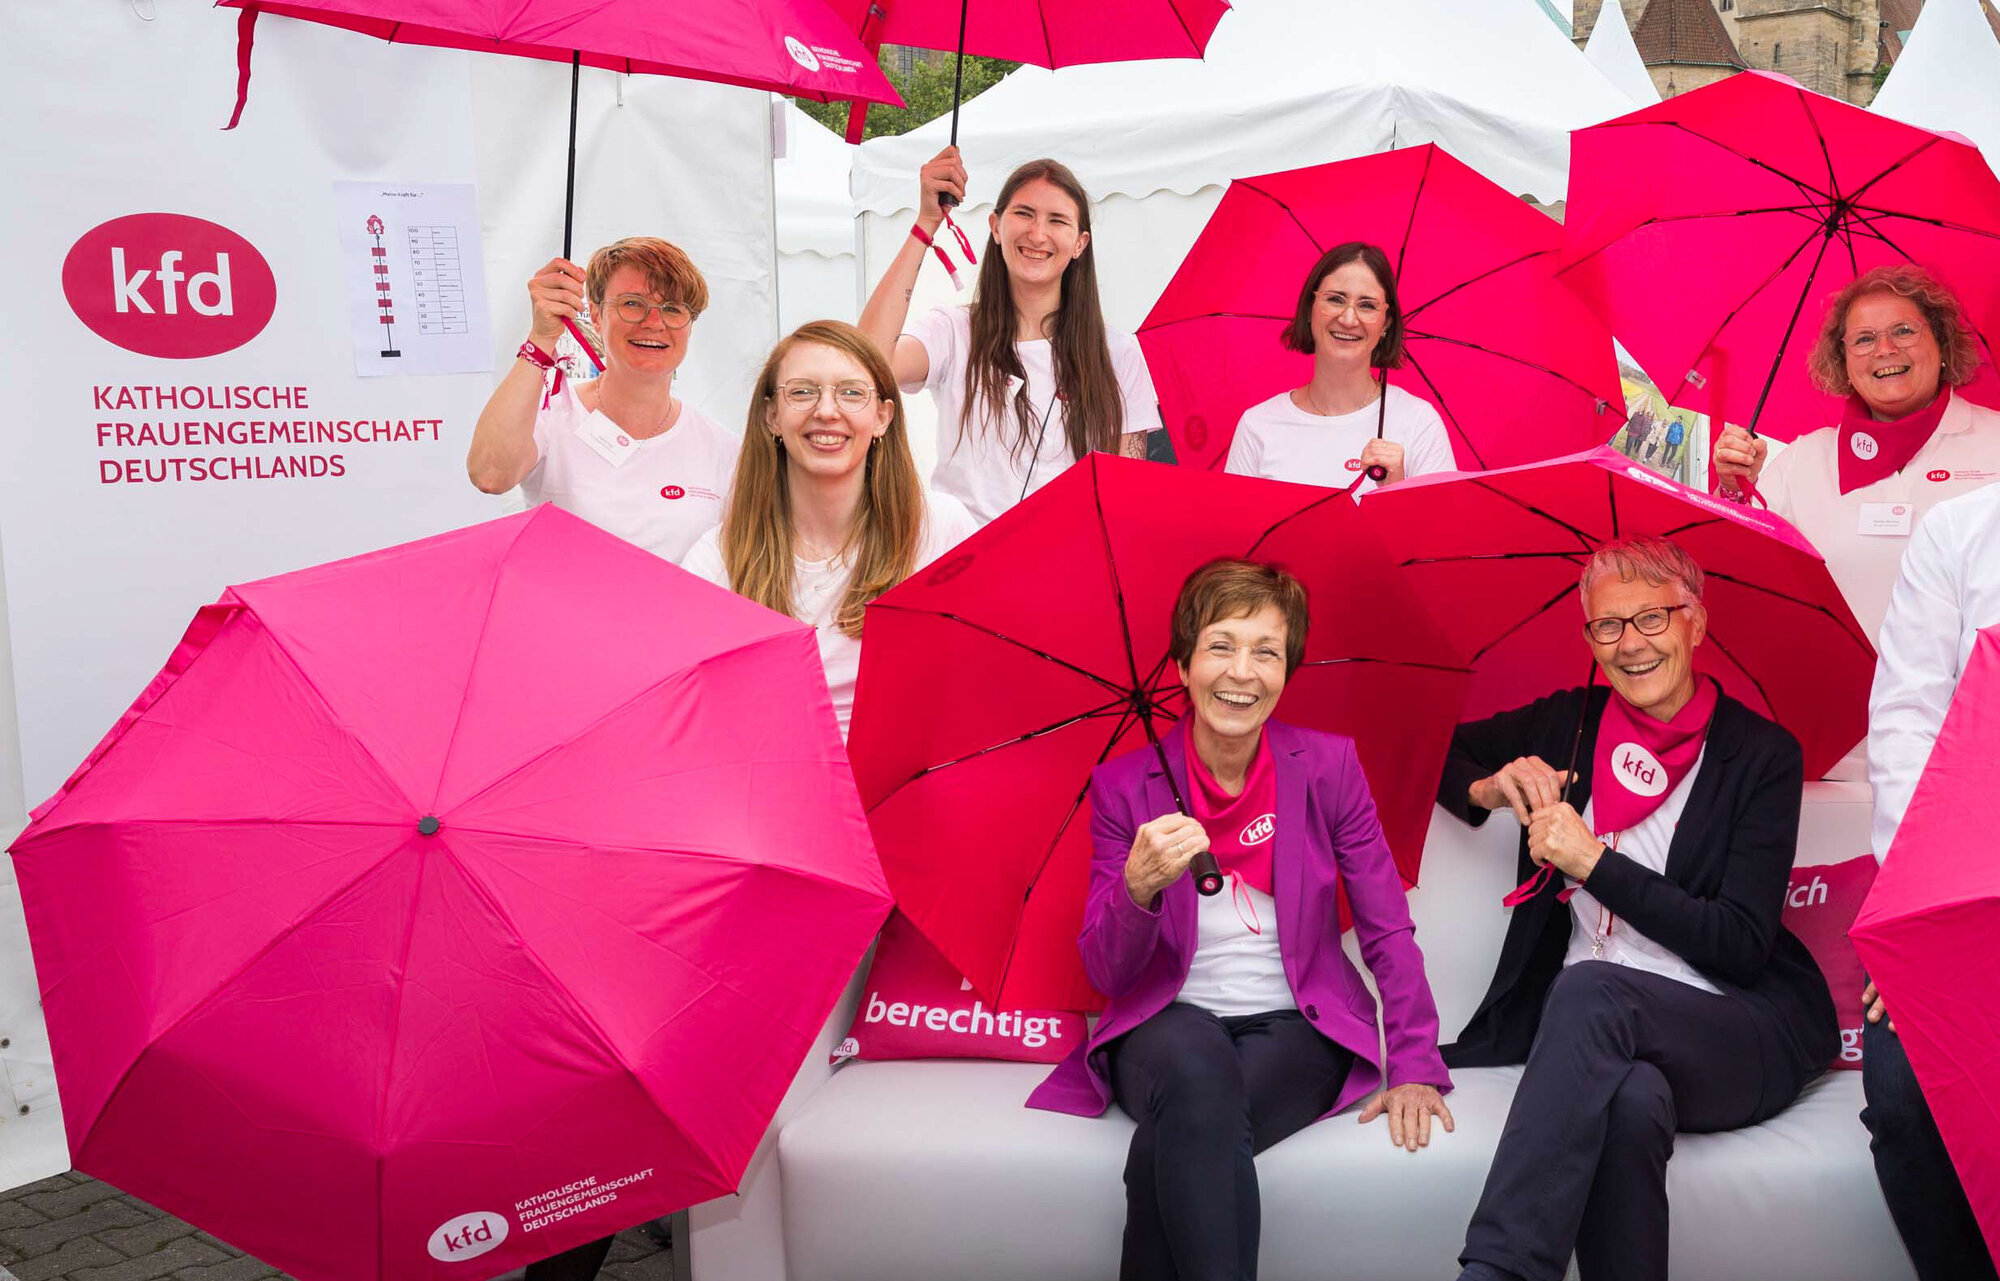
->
<box><xmin>610</xmin><ymin>295</ymin><xmax>696</xmax><ymax>329</ymax></box>
<box><xmin>776</xmin><ymin>380</ymin><xmax>878</xmax><ymax>414</ymax></box>
<box><xmin>1582</xmin><ymin>604</ymin><xmax>1692</xmax><ymax>646</ymax></box>
<box><xmin>1318</xmin><ymin>292</ymin><xmax>1385</xmax><ymax>321</ymax></box>
<box><xmin>1844</xmin><ymin>322</ymin><xmax>1925</xmax><ymax>357</ymax></box>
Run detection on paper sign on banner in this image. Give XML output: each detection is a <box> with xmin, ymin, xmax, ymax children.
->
<box><xmin>333</xmin><ymin>182</ymin><xmax>492</xmax><ymax>377</ymax></box>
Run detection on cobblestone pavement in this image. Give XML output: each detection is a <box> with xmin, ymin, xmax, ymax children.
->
<box><xmin>0</xmin><ymin>1172</ymin><xmax>673</xmax><ymax>1281</ymax></box>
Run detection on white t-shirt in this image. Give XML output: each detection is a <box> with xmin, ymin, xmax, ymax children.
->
<box><xmin>1223</xmin><ymin>384</ymin><xmax>1456</xmax><ymax>493</ymax></box>
<box><xmin>520</xmin><ymin>380</ymin><xmax>740</xmax><ymax>563</ymax></box>
<box><xmin>679</xmin><ymin>492</ymin><xmax>978</xmax><ymax>740</ymax></box>
<box><xmin>902</xmin><ymin>304</ymin><xmax>1159</xmax><ymax>525</ymax></box>
<box><xmin>1562</xmin><ymin>746</ymin><xmax>1722</xmax><ymax>996</ymax></box>
<box><xmin>1176</xmin><ymin>874</ymin><xmax>1296</xmax><ymax>1017</ymax></box>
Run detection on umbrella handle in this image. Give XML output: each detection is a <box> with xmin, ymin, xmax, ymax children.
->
<box><xmin>938</xmin><ymin>192</ymin><xmax>960</xmax><ymax>210</ymax></box>
<box><xmin>1365</xmin><ymin>463</ymin><xmax>1389</xmax><ymax>482</ymax></box>
<box><xmin>1191</xmin><ymin>851</ymin><xmax>1223</xmax><ymax>897</ymax></box>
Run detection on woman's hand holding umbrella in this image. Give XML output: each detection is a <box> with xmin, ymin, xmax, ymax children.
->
<box><xmin>1711</xmin><ymin>423</ymin><xmax>1770</xmax><ymax>498</ymax></box>
<box><xmin>1468</xmin><ymin>755</ymin><xmax>1572</xmax><ymax>825</ymax></box>
<box><xmin>1525</xmin><ymin>802</ymin><xmax>1603</xmax><ymax>882</ymax></box>
<box><xmin>918</xmin><ymin>145</ymin><xmax>968</xmax><ymax>225</ymax></box>
<box><xmin>525</xmin><ymin>257</ymin><xmax>589</xmax><ymax>355</ymax></box>
<box><xmin>1356</xmin><ymin>437</ymin><xmax>1406</xmax><ymax>486</ymax></box>
<box><xmin>1123</xmin><ymin>813</ymin><xmax>1211</xmax><ymax>910</ymax></box>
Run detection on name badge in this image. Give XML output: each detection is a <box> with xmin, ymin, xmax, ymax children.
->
<box><xmin>575</xmin><ymin>414</ymin><xmax>639</xmax><ymax>468</ymax></box>
<box><xmin>1856</xmin><ymin>502</ymin><xmax>1913</xmax><ymax>537</ymax></box>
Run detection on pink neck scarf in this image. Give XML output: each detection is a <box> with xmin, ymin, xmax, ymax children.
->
<box><xmin>1591</xmin><ymin>678</ymin><xmax>1720</xmax><ymax>835</ymax></box>
<box><xmin>1838</xmin><ymin>386</ymin><xmax>1951</xmax><ymax>495</ymax></box>
<box><xmin>1183</xmin><ymin>725</ymin><xmax>1278</xmax><ymax>895</ymax></box>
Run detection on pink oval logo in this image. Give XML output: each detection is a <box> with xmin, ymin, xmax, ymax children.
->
<box><xmin>1182</xmin><ymin>415</ymin><xmax>1208</xmax><ymax>450</ymax></box>
<box><xmin>660</xmin><ymin>485</ymin><xmax>685</xmax><ymax>500</ymax></box>
<box><xmin>1344</xmin><ymin>458</ymin><xmax>1364</xmax><ymax>472</ymax></box>
<box><xmin>1239</xmin><ymin>813</ymin><xmax>1276</xmax><ymax>846</ymax></box>
<box><xmin>62</xmin><ymin>213</ymin><xmax>276</xmax><ymax>359</ymax></box>
<box><xmin>1927</xmin><ymin>469</ymin><xmax>1951</xmax><ymax>482</ymax></box>
<box><xmin>924</xmin><ymin>552</ymin><xmax>975</xmax><ymax>587</ymax></box>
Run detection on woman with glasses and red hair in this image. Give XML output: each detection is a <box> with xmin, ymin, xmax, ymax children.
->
<box><xmin>467</xmin><ymin>237</ymin><xmax>741</xmax><ymax>563</ymax></box>
<box><xmin>1439</xmin><ymin>534</ymin><xmax>1836</xmax><ymax>1281</ymax></box>
<box><xmin>1711</xmin><ymin>265</ymin><xmax>2000</xmax><ymax>648</ymax></box>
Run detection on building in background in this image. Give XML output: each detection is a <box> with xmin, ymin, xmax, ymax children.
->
<box><xmin>1573</xmin><ymin>0</ymin><xmax>2000</xmax><ymax>103</ymax></box>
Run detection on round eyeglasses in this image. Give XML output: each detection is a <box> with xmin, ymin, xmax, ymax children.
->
<box><xmin>776</xmin><ymin>380</ymin><xmax>878</xmax><ymax>414</ymax></box>
<box><xmin>1582</xmin><ymin>604</ymin><xmax>1691</xmax><ymax>646</ymax></box>
<box><xmin>610</xmin><ymin>296</ymin><xmax>695</xmax><ymax>329</ymax></box>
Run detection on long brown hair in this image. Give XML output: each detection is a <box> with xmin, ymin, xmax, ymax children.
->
<box><xmin>723</xmin><ymin>320</ymin><xmax>925</xmax><ymax>638</ymax></box>
<box><xmin>962</xmin><ymin>159</ymin><xmax>1124</xmax><ymax>463</ymax></box>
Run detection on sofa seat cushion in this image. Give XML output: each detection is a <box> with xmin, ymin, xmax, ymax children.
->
<box><xmin>779</xmin><ymin>1060</ymin><xmax>1911</xmax><ymax>1280</ymax></box>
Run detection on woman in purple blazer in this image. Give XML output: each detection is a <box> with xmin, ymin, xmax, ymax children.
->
<box><xmin>1028</xmin><ymin>557</ymin><xmax>1454</xmax><ymax>1280</ymax></box>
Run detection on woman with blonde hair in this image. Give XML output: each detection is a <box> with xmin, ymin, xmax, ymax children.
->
<box><xmin>468</xmin><ymin>236</ymin><xmax>738</xmax><ymax>562</ymax></box>
<box><xmin>1711</xmin><ymin>263</ymin><xmax>1999</xmax><ymax>645</ymax></box>
<box><xmin>682</xmin><ymin>319</ymin><xmax>976</xmax><ymax>737</ymax></box>
<box><xmin>859</xmin><ymin>151</ymin><xmax>1158</xmax><ymax>525</ymax></box>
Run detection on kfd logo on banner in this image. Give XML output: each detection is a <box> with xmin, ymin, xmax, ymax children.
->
<box><xmin>62</xmin><ymin>213</ymin><xmax>277</xmax><ymax>358</ymax></box>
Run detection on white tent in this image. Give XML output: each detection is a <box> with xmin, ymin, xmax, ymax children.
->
<box><xmin>851</xmin><ymin>0</ymin><xmax>1631</xmax><ymax>473</ymax></box>
<box><xmin>1871</xmin><ymin>0</ymin><xmax>2000</xmax><ymax>169</ymax></box>
<box><xmin>775</xmin><ymin>100</ymin><xmax>862</xmax><ymax>332</ymax></box>
<box><xmin>1585</xmin><ymin>0</ymin><xmax>1661</xmax><ymax>106</ymax></box>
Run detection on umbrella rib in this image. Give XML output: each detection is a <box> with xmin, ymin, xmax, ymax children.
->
<box><xmin>1390</xmin><ymin>147</ymin><xmax>1435</xmax><ymax>282</ymax></box>
<box><xmin>425</xmin><ymin>513</ymin><xmax>540</xmax><ymax>812</ymax></box>
<box><xmin>1465</xmin><ymin>580</ymin><xmax>1583</xmax><ymax>667</ymax></box>
<box><xmin>70</xmin><ymin>841</ymin><xmax>412</xmax><ymax>1166</ymax></box>
<box><xmin>1244</xmin><ymin>492</ymin><xmax>1356</xmax><ymax>558</ymax></box>
<box><xmin>866</xmin><ymin>601</ymin><xmax>1129</xmax><ymax>695</ymax></box>
<box><xmin>1403</xmin><ymin>348</ymin><xmax>1487</xmax><ymax>469</ymax></box>
<box><xmin>1704</xmin><ymin>570</ymin><xmax>1875</xmax><ymax>655</ymax></box>
<box><xmin>1405</xmin><ymin>249</ymin><xmax>1548</xmax><ymax>322</ymax></box>
<box><xmin>1399</xmin><ymin>550</ymin><xmax>1592</xmax><ymax>568</ymax></box>
<box><xmin>1404</xmin><ymin>333</ymin><xmax>1622</xmax><ymax>418</ymax></box>
<box><xmin>1295</xmin><ymin>655</ymin><xmax>1473</xmax><ymax>676</ymax></box>
<box><xmin>1586</xmin><ymin>119</ymin><xmax>1833</xmax><ymax>203</ymax></box>
<box><xmin>1136</xmin><ymin>310</ymin><xmax>1294</xmax><ymax>335</ymax></box>
<box><xmin>373</xmin><ymin>841</ymin><xmax>435</xmax><ymax>1278</ymax></box>
<box><xmin>1555</xmin><ymin>205</ymin><xmax>1833</xmax><ymax>278</ymax></box>
<box><xmin>1699</xmin><ymin>626</ymin><xmax>1776</xmax><ymax>719</ymax></box>
<box><xmin>1608</xmin><ymin>469</ymin><xmax>1620</xmax><ymax>540</ymax></box>
<box><xmin>1090</xmin><ymin>462</ymin><xmax>1160</xmax><ymax>712</ymax></box>
<box><xmin>861</xmin><ymin>693</ymin><xmax>1138</xmax><ymax>813</ymax></box>
<box><xmin>1671</xmin><ymin>221</ymin><xmax>1828</xmax><ymax>419</ymax></box>
<box><xmin>1744</xmin><ymin>227</ymin><xmax>1839</xmax><ymax>431</ymax></box>
<box><xmin>1231</xmin><ymin>178</ymin><xmax>1326</xmax><ymax>257</ymax></box>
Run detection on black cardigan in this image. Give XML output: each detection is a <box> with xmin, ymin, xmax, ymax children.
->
<box><xmin>1437</xmin><ymin>686</ymin><xmax>1838</xmax><ymax>1107</ymax></box>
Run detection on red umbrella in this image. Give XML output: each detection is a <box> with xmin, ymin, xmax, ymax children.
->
<box><xmin>829</xmin><ymin>0</ymin><xmax>1229</xmax><ymax>144</ymax></box>
<box><xmin>847</xmin><ymin>454</ymin><xmax>1469</xmax><ymax>1011</ymax></box>
<box><xmin>1561</xmin><ymin>70</ymin><xmax>2000</xmax><ymax>441</ymax></box>
<box><xmin>1141</xmin><ymin>144</ymin><xmax>1627</xmax><ymax>476</ymax></box>
<box><xmin>1851</xmin><ymin>624</ymin><xmax>2000</xmax><ymax>1263</ymax></box>
<box><xmin>8</xmin><ymin>507</ymin><xmax>890</xmax><ymax>1281</ymax></box>
<box><xmin>219</xmin><ymin>0</ymin><xmax>902</xmax><ymax>360</ymax></box>
<box><xmin>1359</xmin><ymin>446</ymin><xmax>1876</xmax><ymax>780</ymax></box>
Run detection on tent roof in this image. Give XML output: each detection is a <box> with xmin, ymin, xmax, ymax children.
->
<box><xmin>1873</xmin><ymin>0</ymin><xmax>2000</xmax><ymax>168</ymax></box>
<box><xmin>851</xmin><ymin>0</ymin><xmax>1632</xmax><ymax>215</ymax></box>
<box><xmin>775</xmin><ymin>100</ymin><xmax>856</xmax><ymax>257</ymax></box>
<box><xmin>1631</xmin><ymin>0</ymin><xmax>1746</xmax><ymax>68</ymax></box>
<box><xmin>1586</xmin><ymin>0</ymin><xmax>1662</xmax><ymax>105</ymax></box>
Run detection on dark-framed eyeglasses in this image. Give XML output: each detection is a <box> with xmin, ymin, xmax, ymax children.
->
<box><xmin>1583</xmin><ymin>604</ymin><xmax>1692</xmax><ymax>646</ymax></box>
<box><xmin>610</xmin><ymin>295</ymin><xmax>696</xmax><ymax>329</ymax></box>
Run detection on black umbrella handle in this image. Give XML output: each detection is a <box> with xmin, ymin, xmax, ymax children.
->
<box><xmin>1191</xmin><ymin>851</ymin><xmax>1224</xmax><ymax>897</ymax></box>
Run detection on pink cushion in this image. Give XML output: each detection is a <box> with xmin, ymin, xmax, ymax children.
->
<box><xmin>1784</xmin><ymin>855</ymin><xmax>1879</xmax><ymax>1070</ymax></box>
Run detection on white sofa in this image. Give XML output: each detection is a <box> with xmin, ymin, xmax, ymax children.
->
<box><xmin>690</xmin><ymin>783</ymin><xmax>1916</xmax><ymax>1280</ymax></box>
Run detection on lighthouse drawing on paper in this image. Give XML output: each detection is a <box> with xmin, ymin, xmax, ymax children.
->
<box><xmin>367</xmin><ymin>214</ymin><xmax>401</xmax><ymax>358</ymax></box>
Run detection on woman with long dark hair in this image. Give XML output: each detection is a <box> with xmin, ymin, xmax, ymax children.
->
<box><xmin>860</xmin><ymin>149</ymin><xmax>1158</xmax><ymax>525</ymax></box>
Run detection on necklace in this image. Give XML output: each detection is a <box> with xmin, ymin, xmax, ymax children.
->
<box><xmin>591</xmin><ymin>380</ymin><xmax>676</xmax><ymax>439</ymax></box>
<box><xmin>1296</xmin><ymin>383</ymin><xmax>1381</xmax><ymax>418</ymax></box>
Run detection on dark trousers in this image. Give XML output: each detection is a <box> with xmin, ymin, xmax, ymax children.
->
<box><xmin>1107</xmin><ymin>1002</ymin><xmax>1353</xmax><ymax>1281</ymax></box>
<box><xmin>522</xmin><ymin>1235</ymin><xmax>614</xmax><ymax>1281</ymax></box>
<box><xmin>1861</xmin><ymin>1015</ymin><xmax>1999</xmax><ymax>1280</ymax></box>
<box><xmin>1461</xmin><ymin>962</ymin><xmax>1799</xmax><ymax>1281</ymax></box>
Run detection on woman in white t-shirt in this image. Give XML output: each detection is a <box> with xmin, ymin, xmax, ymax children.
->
<box><xmin>681</xmin><ymin>320</ymin><xmax>976</xmax><ymax>739</ymax></box>
<box><xmin>467</xmin><ymin>236</ymin><xmax>740</xmax><ymax>562</ymax></box>
<box><xmin>858</xmin><ymin>150</ymin><xmax>1158</xmax><ymax>525</ymax></box>
<box><xmin>1224</xmin><ymin>241</ymin><xmax>1456</xmax><ymax>493</ymax></box>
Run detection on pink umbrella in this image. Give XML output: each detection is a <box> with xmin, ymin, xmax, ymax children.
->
<box><xmin>1851</xmin><ymin>623</ymin><xmax>2000</xmax><ymax>1264</ymax></box>
<box><xmin>1562</xmin><ymin>70</ymin><xmax>2000</xmax><ymax>441</ymax></box>
<box><xmin>848</xmin><ymin>454</ymin><xmax>1469</xmax><ymax>1011</ymax></box>
<box><xmin>8</xmin><ymin>506</ymin><xmax>889</xmax><ymax>1281</ymax></box>
<box><xmin>1140</xmin><ymin>144</ymin><xmax>1628</xmax><ymax>474</ymax></box>
<box><xmin>1359</xmin><ymin>446</ymin><xmax>1875</xmax><ymax>780</ymax></box>
<box><xmin>219</xmin><ymin>0</ymin><xmax>902</xmax><ymax>361</ymax></box>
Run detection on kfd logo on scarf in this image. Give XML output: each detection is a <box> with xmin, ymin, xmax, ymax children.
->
<box><xmin>1611</xmin><ymin>742</ymin><xmax>1668</xmax><ymax>797</ymax></box>
<box><xmin>1239</xmin><ymin>813</ymin><xmax>1276</xmax><ymax>846</ymax></box>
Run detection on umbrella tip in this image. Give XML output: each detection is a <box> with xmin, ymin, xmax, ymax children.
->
<box><xmin>418</xmin><ymin>816</ymin><xmax>441</xmax><ymax>836</ymax></box>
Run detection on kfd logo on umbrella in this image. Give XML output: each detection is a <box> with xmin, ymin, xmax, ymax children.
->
<box><xmin>62</xmin><ymin>213</ymin><xmax>277</xmax><ymax>358</ymax></box>
<box><xmin>427</xmin><ymin>1211</ymin><xmax>509</xmax><ymax>1262</ymax></box>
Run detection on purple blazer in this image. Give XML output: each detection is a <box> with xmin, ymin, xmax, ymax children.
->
<box><xmin>1027</xmin><ymin>719</ymin><xmax>1451</xmax><ymax>1118</ymax></box>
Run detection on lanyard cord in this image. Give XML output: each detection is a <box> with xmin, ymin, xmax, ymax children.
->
<box><xmin>1017</xmin><ymin>388</ymin><xmax>1064</xmax><ymax>504</ymax></box>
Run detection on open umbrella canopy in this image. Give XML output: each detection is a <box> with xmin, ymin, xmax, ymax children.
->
<box><xmin>1561</xmin><ymin>70</ymin><xmax>2000</xmax><ymax>439</ymax></box>
<box><xmin>829</xmin><ymin>0</ymin><xmax>1228</xmax><ymax>69</ymax></box>
<box><xmin>1141</xmin><ymin>144</ymin><xmax>1627</xmax><ymax>474</ymax></box>
<box><xmin>9</xmin><ymin>506</ymin><xmax>890</xmax><ymax>1281</ymax></box>
<box><xmin>848</xmin><ymin>454</ymin><xmax>1469</xmax><ymax>1011</ymax></box>
<box><xmin>219</xmin><ymin>0</ymin><xmax>903</xmax><ymax>104</ymax></box>
<box><xmin>1851</xmin><ymin>624</ymin><xmax>2000</xmax><ymax>1265</ymax></box>
<box><xmin>1359</xmin><ymin>447</ymin><xmax>1875</xmax><ymax>779</ymax></box>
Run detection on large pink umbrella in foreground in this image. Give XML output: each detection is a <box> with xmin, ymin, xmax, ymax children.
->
<box><xmin>1562</xmin><ymin>70</ymin><xmax>2000</xmax><ymax>440</ymax></box>
<box><xmin>9</xmin><ymin>506</ymin><xmax>889</xmax><ymax>1281</ymax></box>
<box><xmin>1852</xmin><ymin>624</ymin><xmax>2000</xmax><ymax>1265</ymax></box>
<box><xmin>1141</xmin><ymin>144</ymin><xmax>1627</xmax><ymax>474</ymax></box>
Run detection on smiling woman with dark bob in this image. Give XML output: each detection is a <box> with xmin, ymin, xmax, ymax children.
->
<box><xmin>1027</xmin><ymin>557</ymin><xmax>1454</xmax><ymax>1281</ymax></box>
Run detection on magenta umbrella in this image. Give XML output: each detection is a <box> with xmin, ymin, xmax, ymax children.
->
<box><xmin>1561</xmin><ymin>70</ymin><xmax>2000</xmax><ymax>441</ymax></box>
<box><xmin>1141</xmin><ymin>143</ymin><xmax>1628</xmax><ymax>475</ymax></box>
<box><xmin>8</xmin><ymin>506</ymin><xmax>890</xmax><ymax>1281</ymax></box>
<box><xmin>219</xmin><ymin>0</ymin><xmax>902</xmax><ymax>360</ymax></box>
<box><xmin>1851</xmin><ymin>624</ymin><xmax>2000</xmax><ymax>1263</ymax></box>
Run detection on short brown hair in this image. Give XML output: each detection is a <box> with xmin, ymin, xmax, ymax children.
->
<box><xmin>1282</xmin><ymin>241</ymin><xmax>1406</xmax><ymax>369</ymax></box>
<box><xmin>1170</xmin><ymin>559</ymin><xmax>1311</xmax><ymax>676</ymax></box>
<box><xmin>1806</xmin><ymin>264</ymin><xmax>1982</xmax><ymax>397</ymax></box>
<box><xmin>586</xmin><ymin>236</ymin><xmax>710</xmax><ymax>317</ymax></box>
<box><xmin>1579</xmin><ymin>534</ymin><xmax>1705</xmax><ymax>610</ymax></box>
